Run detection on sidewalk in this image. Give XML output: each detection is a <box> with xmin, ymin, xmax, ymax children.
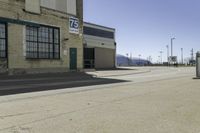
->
<box><xmin>0</xmin><ymin>68</ymin><xmax>150</xmax><ymax>96</ymax></box>
<box><xmin>87</xmin><ymin>67</ymin><xmax>151</xmax><ymax>77</ymax></box>
<box><xmin>0</xmin><ymin>67</ymin><xmax>150</xmax><ymax>80</ymax></box>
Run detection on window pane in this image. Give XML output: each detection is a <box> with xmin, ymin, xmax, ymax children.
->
<box><xmin>26</xmin><ymin>26</ymin><xmax>38</xmax><ymax>58</ymax></box>
<box><xmin>54</xmin><ymin>29</ymin><xmax>59</xmax><ymax>43</ymax></box>
<box><xmin>0</xmin><ymin>24</ymin><xmax>6</xmax><ymax>58</ymax></box>
<box><xmin>0</xmin><ymin>24</ymin><xmax>5</xmax><ymax>38</ymax></box>
<box><xmin>26</xmin><ymin>25</ymin><xmax>60</xmax><ymax>59</ymax></box>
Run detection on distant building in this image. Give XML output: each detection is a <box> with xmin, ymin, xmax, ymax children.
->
<box><xmin>0</xmin><ymin>0</ymin><xmax>83</xmax><ymax>74</ymax></box>
<box><xmin>83</xmin><ymin>22</ymin><xmax>116</xmax><ymax>69</ymax></box>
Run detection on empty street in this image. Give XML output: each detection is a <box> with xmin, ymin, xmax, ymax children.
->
<box><xmin>0</xmin><ymin>67</ymin><xmax>200</xmax><ymax>133</ymax></box>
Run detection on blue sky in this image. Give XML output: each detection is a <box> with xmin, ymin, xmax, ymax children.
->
<box><xmin>84</xmin><ymin>0</ymin><xmax>200</xmax><ymax>62</ymax></box>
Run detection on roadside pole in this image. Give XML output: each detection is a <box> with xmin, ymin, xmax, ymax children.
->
<box><xmin>196</xmin><ymin>52</ymin><xmax>200</xmax><ymax>78</ymax></box>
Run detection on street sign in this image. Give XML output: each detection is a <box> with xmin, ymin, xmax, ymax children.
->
<box><xmin>69</xmin><ymin>16</ymin><xmax>79</xmax><ymax>34</ymax></box>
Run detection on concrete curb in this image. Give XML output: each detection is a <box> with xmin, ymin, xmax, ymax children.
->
<box><xmin>88</xmin><ymin>69</ymin><xmax>151</xmax><ymax>78</ymax></box>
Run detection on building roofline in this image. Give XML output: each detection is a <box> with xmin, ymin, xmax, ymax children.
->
<box><xmin>84</xmin><ymin>22</ymin><xmax>115</xmax><ymax>31</ymax></box>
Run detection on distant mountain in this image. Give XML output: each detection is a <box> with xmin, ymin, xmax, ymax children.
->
<box><xmin>117</xmin><ymin>54</ymin><xmax>152</xmax><ymax>66</ymax></box>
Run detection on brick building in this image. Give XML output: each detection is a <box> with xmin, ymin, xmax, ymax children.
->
<box><xmin>0</xmin><ymin>0</ymin><xmax>83</xmax><ymax>74</ymax></box>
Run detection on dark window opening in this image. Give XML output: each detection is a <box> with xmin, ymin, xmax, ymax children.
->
<box><xmin>84</xmin><ymin>26</ymin><xmax>114</xmax><ymax>39</ymax></box>
<box><xmin>0</xmin><ymin>23</ymin><xmax>7</xmax><ymax>58</ymax></box>
<box><xmin>26</xmin><ymin>25</ymin><xmax>60</xmax><ymax>59</ymax></box>
<box><xmin>84</xmin><ymin>48</ymin><xmax>95</xmax><ymax>69</ymax></box>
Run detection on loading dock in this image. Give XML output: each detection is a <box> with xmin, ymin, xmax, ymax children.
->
<box><xmin>83</xmin><ymin>22</ymin><xmax>116</xmax><ymax>69</ymax></box>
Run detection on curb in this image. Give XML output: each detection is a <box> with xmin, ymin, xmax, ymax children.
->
<box><xmin>92</xmin><ymin>69</ymin><xmax>151</xmax><ymax>78</ymax></box>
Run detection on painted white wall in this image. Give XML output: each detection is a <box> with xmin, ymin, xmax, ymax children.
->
<box><xmin>40</xmin><ymin>0</ymin><xmax>76</xmax><ymax>15</ymax></box>
<box><xmin>56</xmin><ymin>0</ymin><xmax>67</xmax><ymax>13</ymax></box>
<box><xmin>25</xmin><ymin>0</ymin><xmax>40</xmax><ymax>14</ymax></box>
<box><xmin>84</xmin><ymin>35</ymin><xmax>116</xmax><ymax>50</ymax></box>
<box><xmin>67</xmin><ymin>0</ymin><xmax>76</xmax><ymax>15</ymax></box>
<box><xmin>83</xmin><ymin>23</ymin><xmax>116</xmax><ymax>50</ymax></box>
<box><xmin>40</xmin><ymin>0</ymin><xmax>57</xmax><ymax>11</ymax></box>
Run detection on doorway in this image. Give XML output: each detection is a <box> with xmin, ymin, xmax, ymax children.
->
<box><xmin>70</xmin><ymin>48</ymin><xmax>77</xmax><ymax>70</ymax></box>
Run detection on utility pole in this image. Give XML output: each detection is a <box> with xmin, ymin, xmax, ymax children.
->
<box><xmin>159</xmin><ymin>51</ymin><xmax>163</xmax><ymax>64</ymax></box>
<box><xmin>191</xmin><ymin>48</ymin><xmax>194</xmax><ymax>60</ymax></box>
<box><xmin>158</xmin><ymin>56</ymin><xmax>161</xmax><ymax>64</ymax></box>
<box><xmin>181</xmin><ymin>48</ymin><xmax>183</xmax><ymax>64</ymax></box>
<box><xmin>166</xmin><ymin>45</ymin><xmax>169</xmax><ymax>63</ymax></box>
<box><xmin>171</xmin><ymin>38</ymin><xmax>176</xmax><ymax>57</ymax></box>
<box><xmin>190</xmin><ymin>48</ymin><xmax>194</xmax><ymax>66</ymax></box>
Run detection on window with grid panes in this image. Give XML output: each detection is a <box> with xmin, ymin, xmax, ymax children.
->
<box><xmin>0</xmin><ymin>23</ymin><xmax>7</xmax><ymax>58</ymax></box>
<box><xmin>26</xmin><ymin>25</ymin><xmax>60</xmax><ymax>59</ymax></box>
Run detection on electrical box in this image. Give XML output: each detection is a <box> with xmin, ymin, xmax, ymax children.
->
<box><xmin>196</xmin><ymin>52</ymin><xmax>200</xmax><ymax>77</ymax></box>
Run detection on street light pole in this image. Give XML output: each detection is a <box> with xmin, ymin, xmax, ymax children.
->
<box><xmin>159</xmin><ymin>51</ymin><xmax>163</xmax><ymax>64</ymax></box>
<box><xmin>158</xmin><ymin>56</ymin><xmax>161</xmax><ymax>64</ymax></box>
<box><xmin>171</xmin><ymin>38</ymin><xmax>176</xmax><ymax>57</ymax></box>
<box><xmin>181</xmin><ymin>48</ymin><xmax>183</xmax><ymax>64</ymax></box>
<box><xmin>166</xmin><ymin>45</ymin><xmax>169</xmax><ymax>63</ymax></box>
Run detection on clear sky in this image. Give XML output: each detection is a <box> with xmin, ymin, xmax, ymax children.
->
<box><xmin>84</xmin><ymin>0</ymin><xmax>200</xmax><ymax>62</ymax></box>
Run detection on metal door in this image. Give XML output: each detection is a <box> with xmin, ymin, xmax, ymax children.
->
<box><xmin>70</xmin><ymin>48</ymin><xmax>77</xmax><ymax>70</ymax></box>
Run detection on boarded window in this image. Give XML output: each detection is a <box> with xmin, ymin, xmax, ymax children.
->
<box><xmin>25</xmin><ymin>0</ymin><xmax>40</xmax><ymax>14</ymax></box>
<box><xmin>67</xmin><ymin>0</ymin><xmax>76</xmax><ymax>15</ymax></box>
<box><xmin>40</xmin><ymin>0</ymin><xmax>76</xmax><ymax>15</ymax></box>
<box><xmin>40</xmin><ymin>0</ymin><xmax>56</xmax><ymax>10</ymax></box>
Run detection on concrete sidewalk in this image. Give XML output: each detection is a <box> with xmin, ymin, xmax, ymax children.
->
<box><xmin>0</xmin><ymin>68</ymin><xmax>151</xmax><ymax>96</ymax></box>
<box><xmin>87</xmin><ymin>67</ymin><xmax>151</xmax><ymax>77</ymax></box>
<box><xmin>0</xmin><ymin>67</ymin><xmax>145</xmax><ymax>79</ymax></box>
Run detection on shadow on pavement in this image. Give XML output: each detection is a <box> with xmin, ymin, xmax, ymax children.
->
<box><xmin>193</xmin><ymin>77</ymin><xmax>200</xmax><ymax>80</ymax></box>
<box><xmin>0</xmin><ymin>72</ymin><xmax>128</xmax><ymax>96</ymax></box>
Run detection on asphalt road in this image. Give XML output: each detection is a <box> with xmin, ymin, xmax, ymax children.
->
<box><xmin>0</xmin><ymin>72</ymin><xmax>126</xmax><ymax>96</ymax></box>
<box><xmin>0</xmin><ymin>67</ymin><xmax>199</xmax><ymax>133</ymax></box>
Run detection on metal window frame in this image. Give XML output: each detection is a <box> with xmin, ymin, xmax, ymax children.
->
<box><xmin>0</xmin><ymin>22</ymin><xmax>7</xmax><ymax>58</ymax></box>
<box><xmin>26</xmin><ymin>25</ymin><xmax>60</xmax><ymax>59</ymax></box>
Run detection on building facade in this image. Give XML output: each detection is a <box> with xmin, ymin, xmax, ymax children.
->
<box><xmin>0</xmin><ymin>0</ymin><xmax>83</xmax><ymax>74</ymax></box>
<box><xmin>83</xmin><ymin>22</ymin><xmax>116</xmax><ymax>69</ymax></box>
